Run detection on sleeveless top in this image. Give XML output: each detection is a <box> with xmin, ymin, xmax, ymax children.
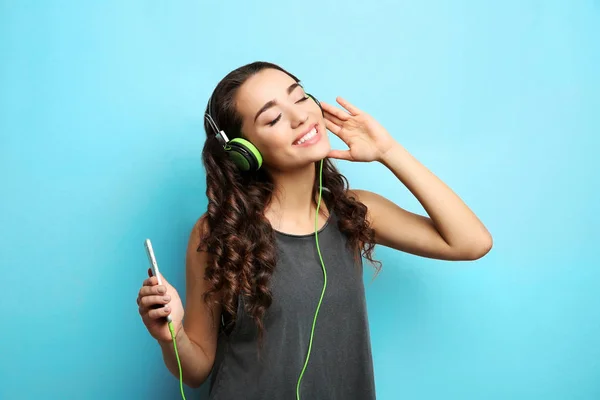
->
<box><xmin>207</xmin><ymin>205</ymin><xmax>377</xmax><ymax>399</ymax></box>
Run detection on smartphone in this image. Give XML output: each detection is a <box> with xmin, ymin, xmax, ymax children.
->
<box><xmin>144</xmin><ymin>238</ymin><xmax>172</xmax><ymax>322</ymax></box>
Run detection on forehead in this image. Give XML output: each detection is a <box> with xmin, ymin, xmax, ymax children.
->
<box><xmin>235</xmin><ymin>68</ymin><xmax>298</xmax><ymax>117</ymax></box>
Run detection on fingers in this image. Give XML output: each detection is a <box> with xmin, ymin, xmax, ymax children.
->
<box><xmin>321</xmin><ymin>101</ymin><xmax>350</xmax><ymax>121</ymax></box>
<box><xmin>325</xmin><ymin>119</ymin><xmax>341</xmax><ymax>135</ymax></box>
<box><xmin>139</xmin><ymin>294</ymin><xmax>171</xmax><ymax>309</ymax></box>
<box><xmin>327</xmin><ymin>149</ymin><xmax>354</xmax><ymax>161</ymax></box>
<box><xmin>138</xmin><ymin>284</ymin><xmax>166</xmax><ymax>299</ymax></box>
<box><xmin>325</xmin><ymin>117</ymin><xmax>351</xmax><ymax>143</ymax></box>
<box><xmin>137</xmin><ymin>270</ymin><xmax>174</xmax><ymax>325</ymax></box>
<box><xmin>137</xmin><ymin>288</ymin><xmax>172</xmax><ymax>319</ymax></box>
<box><xmin>143</xmin><ymin>276</ymin><xmax>158</xmax><ymax>286</ymax></box>
<box><xmin>137</xmin><ymin>280</ymin><xmax>167</xmax><ymax>305</ymax></box>
<box><xmin>336</xmin><ymin>96</ymin><xmax>361</xmax><ymax>116</ymax></box>
<box><xmin>142</xmin><ymin>304</ymin><xmax>172</xmax><ymax>320</ymax></box>
<box><xmin>324</xmin><ymin>111</ymin><xmax>344</xmax><ymax>127</ymax></box>
<box><xmin>321</xmin><ymin>97</ymin><xmax>361</xmax><ymax>118</ymax></box>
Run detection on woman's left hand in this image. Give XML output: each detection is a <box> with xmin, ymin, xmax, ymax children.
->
<box><xmin>321</xmin><ymin>97</ymin><xmax>397</xmax><ymax>162</ymax></box>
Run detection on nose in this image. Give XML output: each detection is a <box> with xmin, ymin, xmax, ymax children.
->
<box><xmin>289</xmin><ymin>109</ymin><xmax>309</xmax><ymax>129</ymax></box>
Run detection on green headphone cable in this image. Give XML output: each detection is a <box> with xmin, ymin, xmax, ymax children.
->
<box><xmin>168</xmin><ymin>320</ymin><xmax>186</xmax><ymax>400</ymax></box>
<box><xmin>295</xmin><ymin>158</ymin><xmax>328</xmax><ymax>400</ymax></box>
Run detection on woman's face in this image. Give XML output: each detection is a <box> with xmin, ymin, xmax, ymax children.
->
<box><xmin>234</xmin><ymin>68</ymin><xmax>331</xmax><ymax>172</ymax></box>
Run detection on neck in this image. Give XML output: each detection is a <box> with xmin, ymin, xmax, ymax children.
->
<box><xmin>265</xmin><ymin>161</ymin><xmax>328</xmax><ymax>232</ymax></box>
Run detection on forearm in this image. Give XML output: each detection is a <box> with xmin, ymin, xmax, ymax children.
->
<box><xmin>380</xmin><ymin>143</ymin><xmax>492</xmax><ymax>252</ymax></box>
<box><xmin>158</xmin><ymin>327</ymin><xmax>213</xmax><ymax>388</ymax></box>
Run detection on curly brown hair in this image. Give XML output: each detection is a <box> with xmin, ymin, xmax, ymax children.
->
<box><xmin>197</xmin><ymin>61</ymin><xmax>381</xmax><ymax>345</ymax></box>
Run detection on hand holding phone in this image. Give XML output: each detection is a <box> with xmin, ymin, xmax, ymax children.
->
<box><xmin>137</xmin><ymin>239</ymin><xmax>184</xmax><ymax>342</ymax></box>
<box><xmin>144</xmin><ymin>238</ymin><xmax>172</xmax><ymax>322</ymax></box>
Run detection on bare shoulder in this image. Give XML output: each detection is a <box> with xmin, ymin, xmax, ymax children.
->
<box><xmin>346</xmin><ymin>188</ymin><xmax>393</xmax><ymax>219</ymax></box>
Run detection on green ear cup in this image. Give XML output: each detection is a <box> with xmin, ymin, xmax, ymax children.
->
<box><xmin>224</xmin><ymin>137</ymin><xmax>263</xmax><ymax>171</ymax></box>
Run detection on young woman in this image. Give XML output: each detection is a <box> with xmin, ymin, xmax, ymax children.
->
<box><xmin>136</xmin><ymin>61</ymin><xmax>492</xmax><ymax>399</ymax></box>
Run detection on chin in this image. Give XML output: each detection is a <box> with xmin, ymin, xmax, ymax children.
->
<box><xmin>303</xmin><ymin>143</ymin><xmax>331</xmax><ymax>166</ymax></box>
<box><xmin>314</xmin><ymin>143</ymin><xmax>332</xmax><ymax>160</ymax></box>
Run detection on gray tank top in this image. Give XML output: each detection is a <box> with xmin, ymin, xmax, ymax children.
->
<box><xmin>207</xmin><ymin>207</ymin><xmax>376</xmax><ymax>399</ymax></box>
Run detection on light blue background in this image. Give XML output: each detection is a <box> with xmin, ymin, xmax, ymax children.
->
<box><xmin>1</xmin><ymin>1</ymin><xmax>599</xmax><ymax>399</ymax></box>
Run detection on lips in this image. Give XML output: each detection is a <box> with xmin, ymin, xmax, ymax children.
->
<box><xmin>292</xmin><ymin>124</ymin><xmax>318</xmax><ymax>145</ymax></box>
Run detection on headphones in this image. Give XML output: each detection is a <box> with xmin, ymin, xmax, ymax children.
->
<box><xmin>204</xmin><ymin>89</ymin><xmax>323</xmax><ymax>172</ymax></box>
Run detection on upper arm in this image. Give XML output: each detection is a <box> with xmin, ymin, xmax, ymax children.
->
<box><xmin>183</xmin><ymin>215</ymin><xmax>222</xmax><ymax>367</ymax></box>
<box><xmin>348</xmin><ymin>189</ymin><xmax>461</xmax><ymax>260</ymax></box>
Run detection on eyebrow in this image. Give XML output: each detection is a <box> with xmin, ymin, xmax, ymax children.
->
<box><xmin>253</xmin><ymin>82</ymin><xmax>302</xmax><ymax>123</ymax></box>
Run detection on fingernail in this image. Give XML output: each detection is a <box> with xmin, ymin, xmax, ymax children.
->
<box><xmin>164</xmin><ymin>306</ymin><xmax>170</xmax><ymax>312</ymax></box>
<box><xmin>158</xmin><ymin>286</ymin><xmax>165</xmax><ymax>293</ymax></box>
<box><xmin>163</xmin><ymin>295</ymin><xmax>170</xmax><ymax>302</ymax></box>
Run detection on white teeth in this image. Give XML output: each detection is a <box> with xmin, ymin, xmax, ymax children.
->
<box><xmin>294</xmin><ymin>127</ymin><xmax>317</xmax><ymax>145</ymax></box>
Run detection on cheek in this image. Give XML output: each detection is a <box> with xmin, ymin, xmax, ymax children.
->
<box><xmin>254</xmin><ymin>136</ymin><xmax>290</xmax><ymax>161</ymax></box>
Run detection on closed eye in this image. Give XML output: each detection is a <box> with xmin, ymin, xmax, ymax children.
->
<box><xmin>267</xmin><ymin>115</ymin><xmax>281</xmax><ymax>126</ymax></box>
<box><xmin>267</xmin><ymin>95</ymin><xmax>310</xmax><ymax>126</ymax></box>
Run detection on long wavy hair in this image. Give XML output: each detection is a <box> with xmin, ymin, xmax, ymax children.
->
<box><xmin>197</xmin><ymin>61</ymin><xmax>380</xmax><ymax>345</ymax></box>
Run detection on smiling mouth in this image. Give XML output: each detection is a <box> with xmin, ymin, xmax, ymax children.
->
<box><xmin>292</xmin><ymin>125</ymin><xmax>318</xmax><ymax>145</ymax></box>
